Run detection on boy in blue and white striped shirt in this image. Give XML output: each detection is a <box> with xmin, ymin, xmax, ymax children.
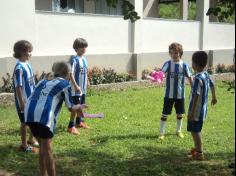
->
<box><xmin>159</xmin><ymin>42</ymin><xmax>193</xmax><ymax>140</ymax></box>
<box><xmin>67</xmin><ymin>38</ymin><xmax>90</xmax><ymax>134</ymax></box>
<box><xmin>13</xmin><ymin>40</ymin><xmax>38</xmax><ymax>153</ymax></box>
<box><xmin>25</xmin><ymin>62</ymin><xmax>87</xmax><ymax>175</ymax></box>
<box><xmin>187</xmin><ymin>51</ymin><xmax>217</xmax><ymax>160</ymax></box>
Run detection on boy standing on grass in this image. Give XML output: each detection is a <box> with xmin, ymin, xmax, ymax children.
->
<box><xmin>187</xmin><ymin>51</ymin><xmax>217</xmax><ymax>160</ymax></box>
<box><xmin>159</xmin><ymin>42</ymin><xmax>193</xmax><ymax>140</ymax></box>
<box><xmin>13</xmin><ymin>40</ymin><xmax>38</xmax><ymax>152</ymax></box>
<box><xmin>25</xmin><ymin>62</ymin><xmax>88</xmax><ymax>176</ymax></box>
<box><xmin>67</xmin><ymin>38</ymin><xmax>90</xmax><ymax>135</ymax></box>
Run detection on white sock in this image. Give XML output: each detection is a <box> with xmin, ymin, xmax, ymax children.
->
<box><xmin>160</xmin><ymin>120</ymin><xmax>166</xmax><ymax>135</ymax></box>
<box><xmin>176</xmin><ymin>119</ymin><xmax>183</xmax><ymax>132</ymax></box>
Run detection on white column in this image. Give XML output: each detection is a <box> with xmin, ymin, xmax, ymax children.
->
<box><xmin>128</xmin><ymin>0</ymin><xmax>143</xmax><ymax>81</ymax></box>
<box><xmin>180</xmin><ymin>0</ymin><xmax>188</xmax><ymax>20</ymax></box>
<box><xmin>196</xmin><ymin>0</ymin><xmax>210</xmax><ymax>50</ymax></box>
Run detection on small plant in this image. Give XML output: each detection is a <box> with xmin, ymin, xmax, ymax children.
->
<box><xmin>142</xmin><ymin>69</ymin><xmax>152</xmax><ymax>80</ymax></box>
<box><xmin>215</xmin><ymin>64</ymin><xmax>235</xmax><ymax>73</ymax></box>
<box><xmin>215</xmin><ymin>64</ymin><xmax>227</xmax><ymax>73</ymax></box>
<box><xmin>222</xmin><ymin>80</ymin><xmax>235</xmax><ymax>93</ymax></box>
<box><xmin>1</xmin><ymin>73</ymin><xmax>14</xmax><ymax>93</ymax></box>
<box><xmin>88</xmin><ymin>67</ymin><xmax>105</xmax><ymax>85</ymax></box>
<box><xmin>102</xmin><ymin>68</ymin><xmax>116</xmax><ymax>84</ymax></box>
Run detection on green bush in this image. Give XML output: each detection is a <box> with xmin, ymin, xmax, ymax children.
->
<box><xmin>215</xmin><ymin>64</ymin><xmax>235</xmax><ymax>73</ymax></box>
<box><xmin>88</xmin><ymin>67</ymin><xmax>135</xmax><ymax>85</ymax></box>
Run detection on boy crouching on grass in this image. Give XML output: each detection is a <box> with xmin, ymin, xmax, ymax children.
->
<box><xmin>187</xmin><ymin>51</ymin><xmax>217</xmax><ymax>160</ymax></box>
<box><xmin>24</xmin><ymin>62</ymin><xmax>87</xmax><ymax>176</ymax></box>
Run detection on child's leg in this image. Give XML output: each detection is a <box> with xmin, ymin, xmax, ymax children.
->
<box><xmin>68</xmin><ymin>111</ymin><xmax>76</xmax><ymax>128</ymax></box>
<box><xmin>192</xmin><ymin>132</ymin><xmax>203</xmax><ymax>153</ymax></box>
<box><xmin>38</xmin><ymin>138</ymin><xmax>47</xmax><ymax>176</ymax></box>
<box><xmin>159</xmin><ymin>98</ymin><xmax>174</xmax><ymax>138</ymax></box>
<box><xmin>160</xmin><ymin>115</ymin><xmax>167</xmax><ymax>136</ymax></box>
<box><xmin>20</xmin><ymin>122</ymin><xmax>27</xmax><ymax>148</ymax></box>
<box><xmin>76</xmin><ymin>94</ymin><xmax>90</xmax><ymax>129</ymax></box>
<box><xmin>68</xmin><ymin>96</ymin><xmax>80</xmax><ymax>134</ymax></box>
<box><xmin>176</xmin><ymin>115</ymin><xmax>183</xmax><ymax>133</ymax></box>
<box><xmin>40</xmin><ymin>138</ymin><xmax>56</xmax><ymax>176</ymax></box>
<box><xmin>175</xmin><ymin>99</ymin><xmax>185</xmax><ymax>134</ymax></box>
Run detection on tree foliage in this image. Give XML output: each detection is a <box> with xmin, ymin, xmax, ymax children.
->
<box><xmin>106</xmin><ymin>0</ymin><xmax>140</xmax><ymax>22</ymax></box>
<box><xmin>206</xmin><ymin>0</ymin><xmax>235</xmax><ymax>22</ymax></box>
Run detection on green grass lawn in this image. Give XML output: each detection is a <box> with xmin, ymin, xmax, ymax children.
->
<box><xmin>0</xmin><ymin>82</ymin><xmax>235</xmax><ymax>176</ymax></box>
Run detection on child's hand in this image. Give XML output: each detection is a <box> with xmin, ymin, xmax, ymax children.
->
<box><xmin>75</xmin><ymin>86</ymin><xmax>82</xmax><ymax>94</ymax></box>
<box><xmin>211</xmin><ymin>98</ymin><xmax>217</xmax><ymax>106</ymax></box>
<box><xmin>80</xmin><ymin>104</ymin><xmax>88</xmax><ymax>109</ymax></box>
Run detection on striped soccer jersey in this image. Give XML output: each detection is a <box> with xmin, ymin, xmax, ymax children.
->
<box><xmin>162</xmin><ymin>60</ymin><xmax>192</xmax><ymax>99</ymax></box>
<box><xmin>188</xmin><ymin>71</ymin><xmax>214</xmax><ymax>121</ymax></box>
<box><xmin>13</xmin><ymin>61</ymin><xmax>35</xmax><ymax>110</ymax></box>
<box><xmin>70</xmin><ymin>55</ymin><xmax>88</xmax><ymax>96</ymax></box>
<box><xmin>24</xmin><ymin>78</ymin><xmax>74</xmax><ymax>133</ymax></box>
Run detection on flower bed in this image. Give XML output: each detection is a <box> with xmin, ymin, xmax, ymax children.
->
<box><xmin>0</xmin><ymin>73</ymin><xmax>234</xmax><ymax>106</ymax></box>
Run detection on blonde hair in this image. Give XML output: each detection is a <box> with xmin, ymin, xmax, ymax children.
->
<box><xmin>52</xmin><ymin>62</ymin><xmax>71</xmax><ymax>78</ymax></box>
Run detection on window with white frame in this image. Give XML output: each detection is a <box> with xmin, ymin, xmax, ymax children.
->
<box><xmin>52</xmin><ymin>0</ymin><xmax>84</xmax><ymax>13</ymax></box>
<box><xmin>95</xmin><ymin>0</ymin><xmax>122</xmax><ymax>15</ymax></box>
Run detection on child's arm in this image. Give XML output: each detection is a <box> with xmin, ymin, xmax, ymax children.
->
<box><xmin>16</xmin><ymin>86</ymin><xmax>25</xmax><ymax>112</ymax></box>
<box><xmin>187</xmin><ymin>76</ymin><xmax>193</xmax><ymax>87</ymax></box>
<box><xmin>188</xmin><ymin>94</ymin><xmax>199</xmax><ymax>121</ymax></box>
<box><xmin>210</xmin><ymin>85</ymin><xmax>217</xmax><ymax>105</ymax></box>
<box><xmin>69</xmin><ymin>72</ymin><xmax>82</xmax><ymax>94</ymax></box>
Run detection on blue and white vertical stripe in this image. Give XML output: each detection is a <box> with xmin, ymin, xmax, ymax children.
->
<box><xmin>188</xmin><ymin>71</ymin><xmax>214</xmax><ymax>121</ymax></box>
<box><xmin>71</xmin><ymin>55</ymin><xmax>88</xmax><ymax>96</ymax></box>
<box><xmin>13</xmin><ymin>61</ymin><xmax>35</xmax><ymax>109</ymax></box>
<box><xmin>24</xmin><ymin>78</ymin><xmax>74</xmax><ymax>133</ymax></box>
<box><xmin>162</xmin><ymin>60</ymin><xmax>191</xmax><ymax>99</ymax></box>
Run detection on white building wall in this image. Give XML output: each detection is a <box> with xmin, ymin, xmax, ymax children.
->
<box><xmin>205</xmin><ymin>23</ymin><xmax>235</xmax><ymax>50</ymax></box>
<box><xmin>0</xmin><ymin>0</ymin><xmax>36</xmax><ymax>58</ymax></box>
<box><xmin>34</xmin><ymin>12</ymin><xmax>130</xmax><ymax>56</ymax></box>
<box><xmin>142</xmin><ymin>18</ymin><xmax>201</xmax><ymax>53</ymax></box>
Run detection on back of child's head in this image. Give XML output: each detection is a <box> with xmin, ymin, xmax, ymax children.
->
<box><xmin>192</xmin><ymin>51</ymin><xmax>208</xmax><ymax>69</ymax></box>
<box><xmin>13</xmin><ymin>40</ymin><xmax>33</xmax><ymax>59</ymax></box>
<box><xmin>73</xmin><ymin>38</ymin><xmax>88</xmax><ymax>51</ymax></box>
<box><xmin>52</xmin><ymin>62</ymin><xmax>71</xmax><ymax>79</ymax></box>
<box><xmin>169</xmin><ymin>42</ymin><xmax>183</xmax><ymax>57</ymax></box>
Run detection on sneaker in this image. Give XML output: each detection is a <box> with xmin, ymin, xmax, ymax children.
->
<box><xmin>67</xmin><ymin>127</ymin><xmax>80</xmax><ymax>135</ymax></box>
<box><xmin>18</xmin><ymin>145</ymin><xmax>38</xmax><ymax>153</ymax></box>
<box><xmin>158</xmin><ymin>135</ymin><xmax>165</xmax><ymax>140</ymax></box>
<box><xmin>176</xmin><ymin>132</ymin><xmax>184</xmax><ymax>138</ymax></box>
<box><xmin>76</xmin><ymin>122</ymin><xmax>90</xmax><ymax>129</ymax></box>
<box><xmin>27</xmin><ymin>140</ymin><xmax>39</xmax><ymax>147</ymax></box>
<box><xmin>192</xmin><ymin>152</ymin><xmax>204</xmax><ymax>161</ymax></box>
<box><xmin>187</xmin><ymin>148</ymin><xmax>197</xmax><ymax>158</ymax></box>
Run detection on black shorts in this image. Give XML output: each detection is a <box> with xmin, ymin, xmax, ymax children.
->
<box><xmin>27</xmin><ymin>122</ymin><xmax>54</xmax><ymax>139</ymax></box>
<box><xmin>72</xmin><ymin>94</ymin><xmax>86</xmax><ymax>105</ymax></box>
<box><xmin>162</xmin><ymin>98</ymin><xmax>185</xmax><ymax>115</ymax></box>
<box><xmin>187</xmin><ymin>120</ymin><xmax>203</xmax><ymax>133</ymax></box>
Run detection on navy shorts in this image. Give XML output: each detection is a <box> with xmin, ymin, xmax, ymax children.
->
<box><xmin>27</xmin><ymin>122</ymin><xmax>54</xmax><ymax>139</ymax></box>
<box><xmin>72</xmin><ymin>94</ymin><xmax>86</xmax><ymax>105</ymax></box>
<box><xmin>162</xmin><ymin>98</ymin><xmax>185</xmax><ymax>115</ymax></box>
<box><xmin>187</xmin><ymin>120</ymin><xmax>203</xmax><ymax>133</ymax></box>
